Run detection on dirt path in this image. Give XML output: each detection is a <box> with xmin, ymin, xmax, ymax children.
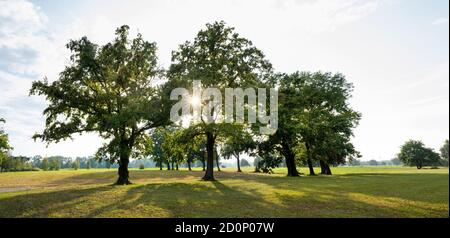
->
<box><xmin>0</xmin><ymin>187</ymin><xmax>32</xmax><ymax>193</ymax></box>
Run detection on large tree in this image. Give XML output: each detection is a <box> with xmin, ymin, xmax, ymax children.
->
<box><xmin>314</xmin><ymin>132</ymin><xmax>360</xmax><ymax>175</ymax></box>
<box><xmin>0</xmin><ymin>118</ymin><xmax>11</xmax><ymax>153</ymax></box>
<box><xmin>168</xmin><ymin>21</ymin><xmax>272</xmax><ymax>180</ymax></box>
<box><xmin>397</xmin><ymin>140</ymin><xmax>441</xmax><ymax>169</ymax></box>
<box><xmin>257</xmin><ymin>73</ymin><xmax>304</xmax><ymax>177</ymax></box>
<box><xmin>294</xmin><ymin>72</ymin><xmax>360</xmax><ymax>175</ymax></box>
<box><xmin>0</xmin><ymin>118</ymin><xmax>13</xmax><ymax>173</ymax></box>
<box><xmin>30</xmin><ymin>26</ymin><xmax>171</xmax><ymax>184</ymax></box>
<box><xmin>262</xmin><ymin>72</ymin><xmax>360</xmax><ymax>176</ymax></box>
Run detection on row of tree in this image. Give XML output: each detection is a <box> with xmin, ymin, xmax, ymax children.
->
<box><xmin>0</xmin><ymin>150</ymin><xmax>253</xmax><ymax>172</ymax></box>
<box><xmin>0</xmin><ymin>156</ymin><xmax>37</xmax><ymax>172</ymax></box>
<box><xmin>1</xmin><ymin>22</ymin><xmax>445</xmax><ymax>184</ymax></box>
<box><xmin>2</xmin><ymin>116</ymin><xmax>448</xmax><ymax>174</ymax></box>
<box><xmin>0</xmin><ymin>153</ymin><xmax>113</xmax><ymax>172</ymax></box>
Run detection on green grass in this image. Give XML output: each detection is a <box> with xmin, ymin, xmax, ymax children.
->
<box><xmin>0</xmin><ymin>167</ymin><xmax>448</xmax><ymax>218</ymax></box>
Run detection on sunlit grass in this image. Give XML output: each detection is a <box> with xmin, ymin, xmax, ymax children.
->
<box><xmin>0</xmin><ymin>167</ymin><xmax>448</xmax><ymax>218</ymax></box>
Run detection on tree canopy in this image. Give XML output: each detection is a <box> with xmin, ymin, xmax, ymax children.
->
<box><xmin>397</xmin><ymin>140</ymin><xmax>441</xmax><ymax>169</ymax></box>
<box><xmin>0</xmin><ymin>118</ymin><xmax>12</xmax><ymax>154</ymax></box>
<box><xmin>30</xmin><ymin>25</ymin><xmax>171</xmax><ymax>184</ymax></box>
<box><xmin>168</xmin><ymin>21</ymin><xmax>273</xmax><ymax>180</ymax></box>
<box><xmin>261</xmin><ymin>72</ymin><xmax>361</xmax><ymax>176</ymax></box>
<box><xmin>0</xmin><ymin>118</ymin><xmax>13</xmax><ymax>172</ymax></box>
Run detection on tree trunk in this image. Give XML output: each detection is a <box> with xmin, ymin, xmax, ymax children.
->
<box><xmin>167</xmin><ymin>161</ymin><xmax>171</xmax><ymax>170</ymax></box>
<box><xmin>236</xmin><ymin>154</ymin><xmax>242</xmax><ymax>172</ymax></box>
<box><xmin>202</xmin><ymin>157</ymin><xmax>206</xmax><ymax>171</ymax></box>
<box><xmin>171</xmin><ymin>160</ymin><xmax>175</xmax><ymax>170</ymax></box>
<box><xmin>307</xmin><ymin>158</ymin><xmax>315</xmax><ymax>175</ymax></box>
<box><xmin>215</xmin><ymin>148</ymin><xmax>221</xmax><ymax>172</ymax></box>
<box><xmin>286</xmin><ymin>154</ymin><xmax>300</xmax><ymax>177</ymax></box>
<box><xmin>176</xmin><ymin>162</ymin><xmax>179</xmax><ymax>171</ymax></box>
<box><xmin>305</xmin><ymin>143</ymin><xmax>316</xmax><ymax>176</ymax></box>
<box><xmin>202</xmin><ymin>132</ymin><xmax>215</xmax><ymax>181</ymax></box>
<box><xmin>325</xmin><ymin>163</ymin><xmax>332</xmax><ymax>175</ymax></box>
<box><xmin>320</xmin><ymin>160</ymin><xmax>332</xmax><ymax>175</ymax></box>
<box><xmin>116</xmin><ymin>149</ymin><xmax>132</xmax><ymax>185</ymax></box>
<box><xmin>159</xmin><ymin>160</ymin><xmax>163</xmax><ymax>170</ymax></box>
<box><xmin>188</xmin><ymin>160</ymin><xmax>192</xmax><ymax>171</ymax></box>
<box><xmin>320</xmin><ymin>160</ymin><xmax>327</xmax><ymax>174</ymax></box>
<box><xmin>281</xmin><ymin>142</ymin><xmax>300</xmax><ymax>177</ymax></box>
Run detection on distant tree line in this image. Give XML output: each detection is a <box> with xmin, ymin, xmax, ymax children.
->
<box><xmin>0</xmin><ymin>156</ymin><xmax>37</xmax><ymax>172</ymax></box>
<box><xmin>347</xmin><ymin>158</ymin><xmax>403</xmax><ymax>167</ymax></box>
<box><xmin>347</xmin><ymin>140</ymin><xmax>448</xmax><ymax>169</ymax></box>
<box><xmin>0</xmin><ymin>154</ymin><xmax>119</xmax><ymax>172</ymax></box>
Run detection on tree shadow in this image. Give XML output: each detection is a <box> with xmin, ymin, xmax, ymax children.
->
<box><xmin>272</xmin><ymin>187</ymin><xmax>447</xmax><ymax>217</ymax></box>
<box><xmin>0</xmin><ymin>171</ymin><xmax>447</xmax><ymax>218</ymax></box>
<box><xmin>240</xmin><ymin>172</ymin><xmax>449</xmax><ymax>205</ymax></box>
<box><xmin>44</xmin><ymin>169</ymin><xmax>207</xmax><ymax>188</ymax></box>
<box><xmin>84</xmin><ymin>181</ymin><xmax>288</xmax><ymax>218</ymax></box>
<box><xmin>0</xmin><ymin>185</ymin><xmax>115</xmax><ymax>217</ymax></box>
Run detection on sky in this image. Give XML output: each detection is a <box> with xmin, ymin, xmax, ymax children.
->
<box><xmin>0</xmin><ymin>0</ymin><xmax>448</xmax><ymax>161</ymax></box>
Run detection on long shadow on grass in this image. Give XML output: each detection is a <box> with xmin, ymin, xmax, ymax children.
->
<box><xmin>271</xmin><ymin>177</ymin><xmax>448</xmax><ymax>217</ymax></box>
<box><xmin>38</xmin><ymin>170</ymin><xmax>450</xmax><ymax>206</ymax></box>
<box><xmin>1</xmin><ymin>172</ymin><xmax>447</xmax><ymax>218</ymax></box>
<box><xmin>240</xmin><ymin>172</ymin><xmax>449</xmax><ymax>209</ymax></box>
<box><xmin>0</xmin><ymin>185</ymin><xmax>115</xmax><ymax>218</ymax></box>
<box><xmin>46</xmin><ymin>169</ymin><xmax>207</xmax><ymax>187</ymax></box>
<box><xmin>84</xmin><ymin>181</ymin><xmax>286</xmax><ymax>218</ymax></box>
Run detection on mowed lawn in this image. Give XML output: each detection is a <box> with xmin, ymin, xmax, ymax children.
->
<box><xmin>0</xmin><ymin>167</ymin><xmax>448</xmax><ymax>218</ymax></box>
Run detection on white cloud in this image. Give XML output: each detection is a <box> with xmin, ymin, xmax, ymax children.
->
<box><xmin>279</xmin><ymin>0</ymin><xmax>381</xmax><ymax>33</ymax></box>
<box><xmin>0</xmin><ymin>1</ymin><xmax>61</xmax><ymax>80</ymax></box>
<box><xmin>0</xmin><ymin>0</ymin><xmax>47</xmax><ymax>38</ymax></box>
<box><xmin>0</xmin><ymin>0</ymin><xmax>99</xmax><ymax>157</ymax></box>
<box><xmin>0</xmin><ymin>0</ymin><xmax>49</xmax><ymax>133</ymax></box>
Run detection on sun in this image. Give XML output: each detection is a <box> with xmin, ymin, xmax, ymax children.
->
<box><xmin>190</xmin><ymin>96</ymin><xmax>201</xmax><ymax>107</ymax></box>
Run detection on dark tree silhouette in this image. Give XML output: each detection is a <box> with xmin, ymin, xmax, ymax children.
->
<box><xmin>30</xmin><ymin>26</ymin><xmax>171</xmax><ymax>185</ymax></box>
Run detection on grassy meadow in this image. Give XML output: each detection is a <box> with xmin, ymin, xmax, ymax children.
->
<box><xmin>0</xmin><ymin>166</ymin><xmax>448</xmax><ymax>218</ymax></box>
